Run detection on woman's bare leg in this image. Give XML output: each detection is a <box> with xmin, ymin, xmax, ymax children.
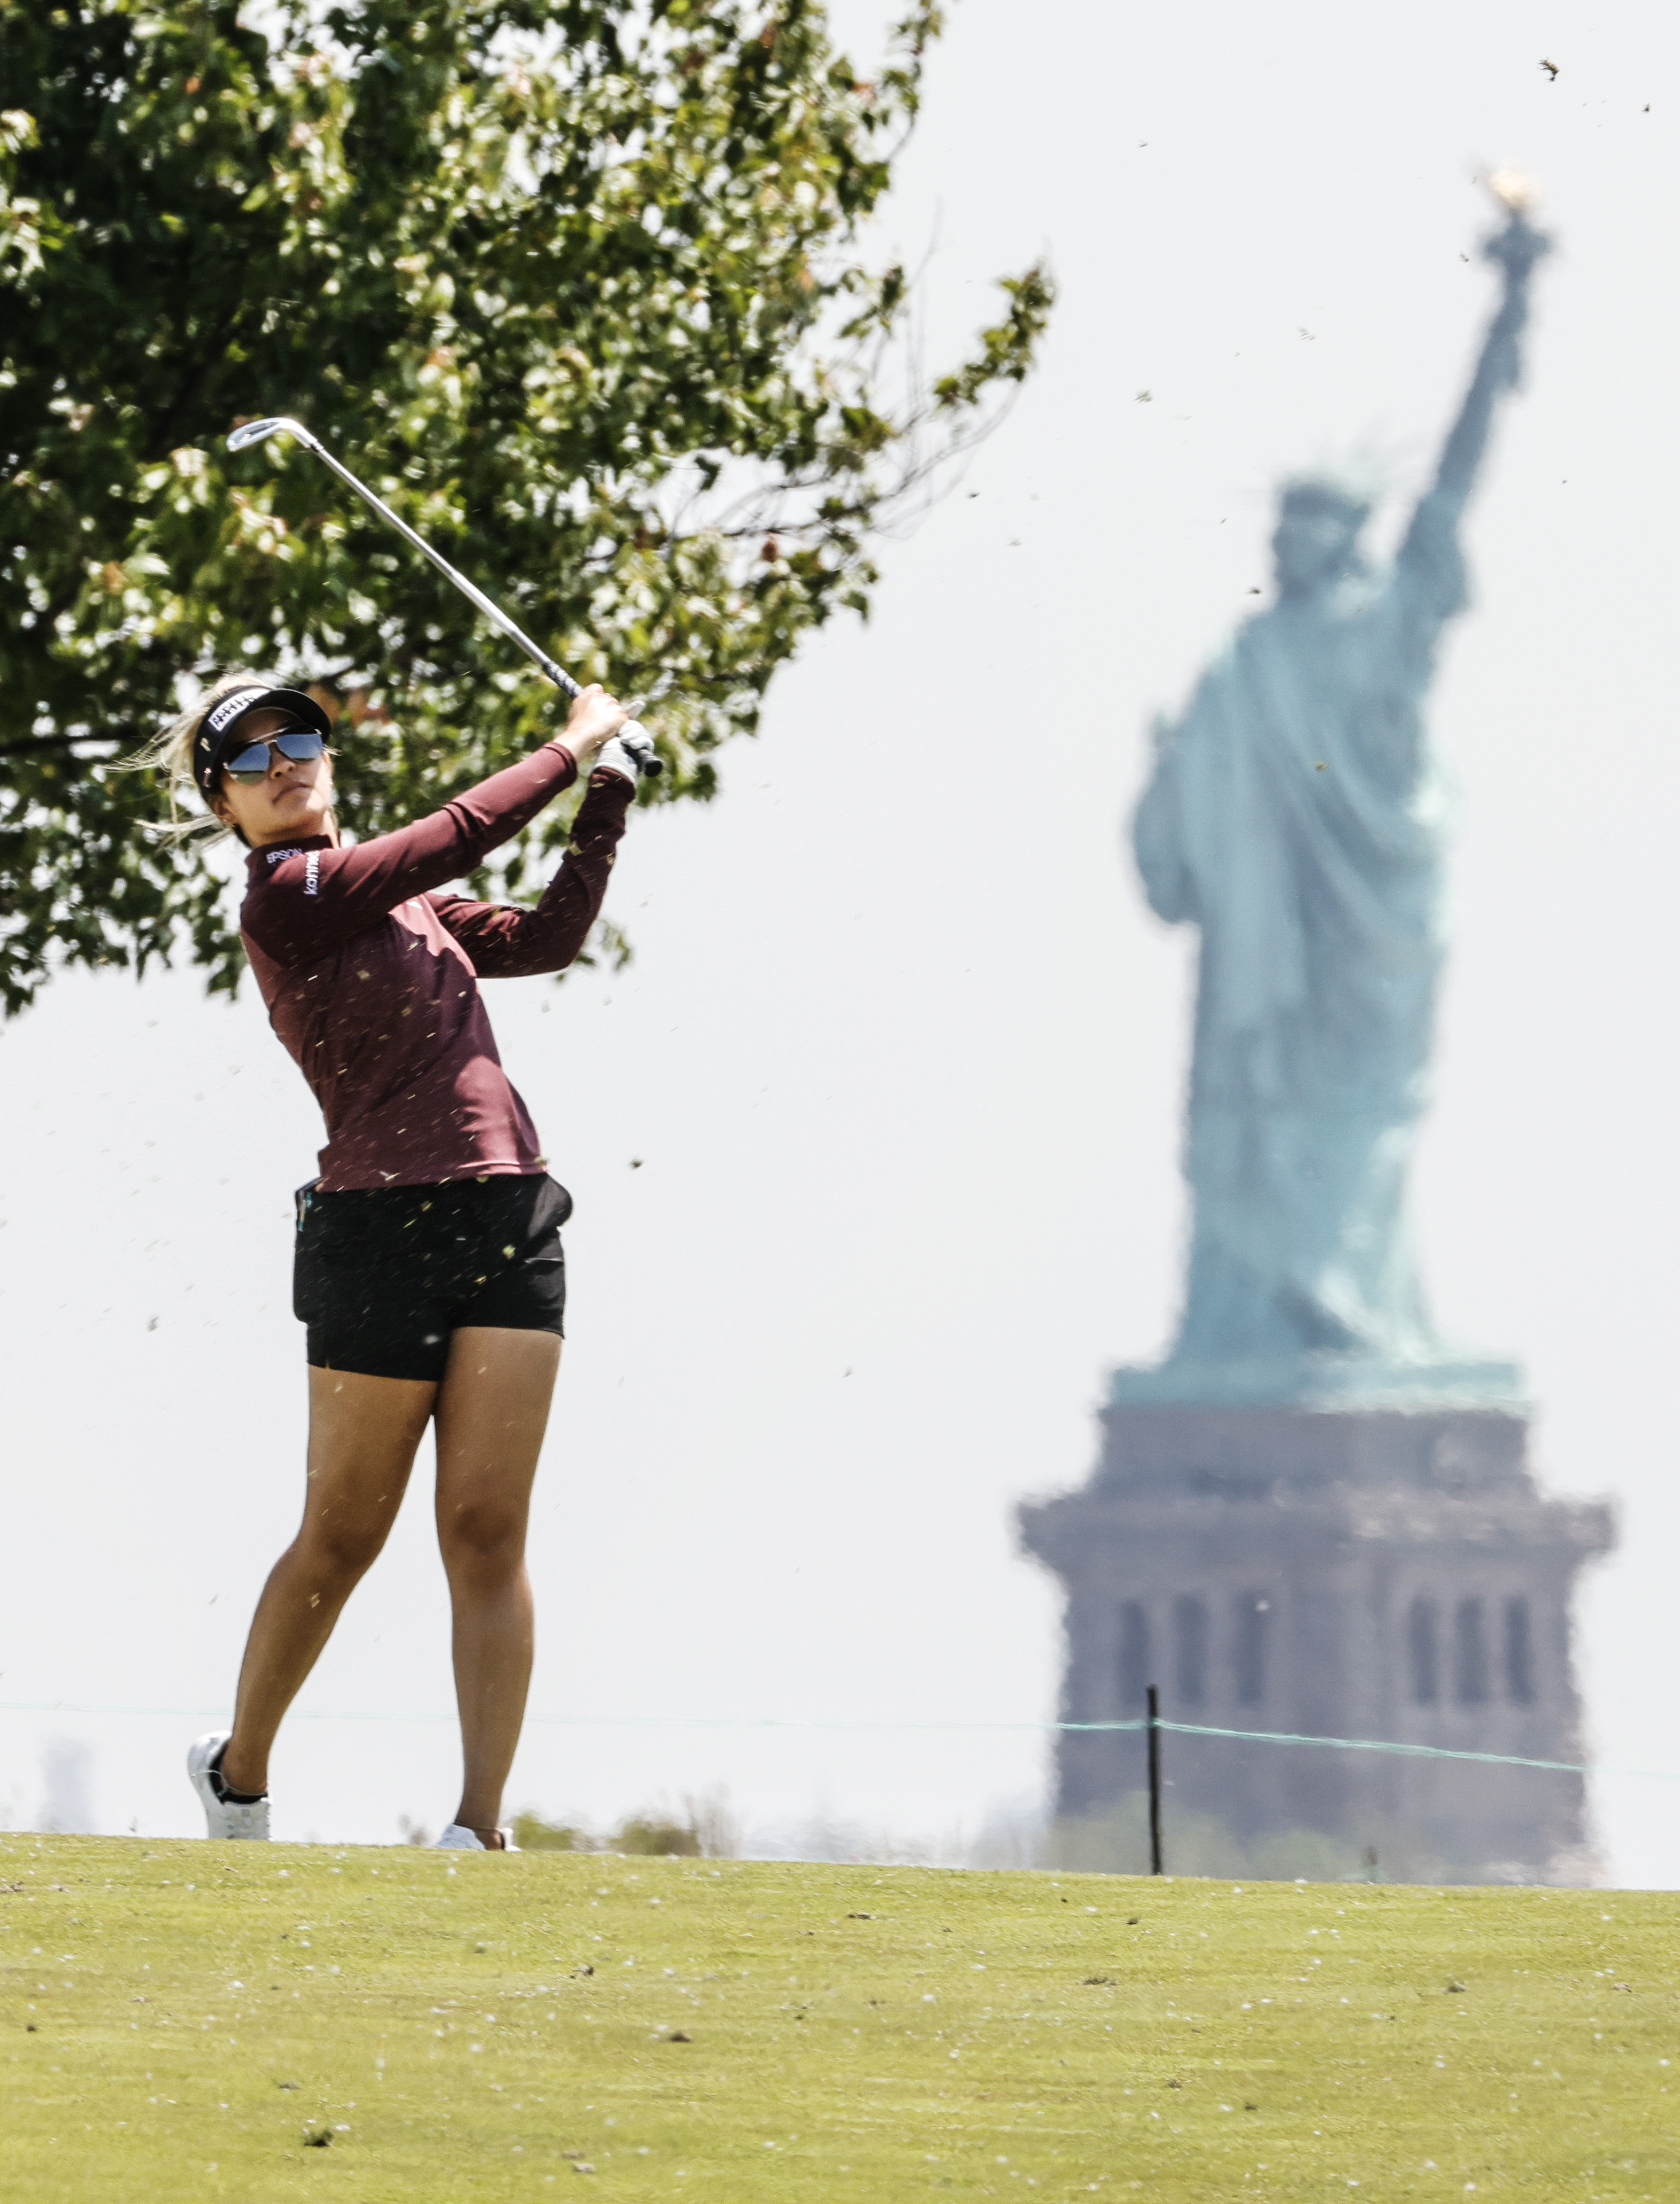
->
<box><xmin>220</xmin><ymin>1367</ymin><xmax>436</xmax><ymax>1797</ymax></box>
<box><xmin>433</xmin><ymin>1327</ymin><xmax>562</xmax><ymax>1840</ymax></box>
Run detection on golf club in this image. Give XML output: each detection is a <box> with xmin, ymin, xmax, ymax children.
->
<box><xmin>224</xmin><ymin>415</ymin><xmax>661</xmax><ymax>778</ymax></box>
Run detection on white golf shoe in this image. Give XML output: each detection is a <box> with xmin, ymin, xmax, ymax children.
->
<box><xmin>187</xmin><ymin>1731</ymin><xmax>270</xmax><ymax>1841</ymax></box>
<box><xmin>434</xmin><ymin>1824</ymin><xmax>518</xmax><ymax>1852</ymax></box>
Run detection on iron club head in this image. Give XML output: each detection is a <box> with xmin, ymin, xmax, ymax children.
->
<box><xmin>226</xmin><ymin>415</ymin><xmax>317</xmax><ymax>454</ymax></box>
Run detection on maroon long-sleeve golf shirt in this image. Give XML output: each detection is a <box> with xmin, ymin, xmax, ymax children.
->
<box><xmin>240</xmin><ymin>740</ymin><xmax>633</xmax><ymax>1192</ymax></box>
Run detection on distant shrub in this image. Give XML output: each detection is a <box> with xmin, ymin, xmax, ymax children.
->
<box><xmin>614</xmin><ymin>1817</ymin><xmax>702</xmax><ymax>1858</ymax></box>
<box><xmin>511</xmin><ymin>1789</ymin><xmax>739</xmax><ymax>1858</ymax></box>
<box><xmin>512</xmin><ymin>1813</ymin><xmax>591</xmax><ymax>1853</ymax></box>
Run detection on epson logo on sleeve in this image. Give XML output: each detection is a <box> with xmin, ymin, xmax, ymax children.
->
<box><xmin>265</xmin><ymin>846</ymin><xmax>303</xmax><ymax>865</ymax></box>
<box><xmin>206</xmin><ymin>687</ymin><xmax>268</xmax><ymax>736</ymax></box>
<box><xmin>304</xmin><ymin>851</ymin><xmax>320</xmax><ymax>896</ymax></box>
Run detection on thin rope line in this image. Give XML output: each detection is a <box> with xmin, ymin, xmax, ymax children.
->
<box><xmin>1156</xmin><ymin>1719</ymin><xmax>1595</xmax><ymax>1775</ymax></box>
<box><xmin>2</xmin><ymin>1699</ymin><xmax>1676</xmax><ymax>1779</ymax></box>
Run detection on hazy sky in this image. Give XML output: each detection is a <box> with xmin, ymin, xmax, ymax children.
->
<box><xmin>5</xmin><ymin>0</ymin><xmax>1679</xmax><ymax>1880</ymax></box>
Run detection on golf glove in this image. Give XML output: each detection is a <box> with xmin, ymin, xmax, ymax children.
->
<box><xmin>592</xmin><ymin>732</ymin><xmax>644</xmax><ymax>786</ymax></box>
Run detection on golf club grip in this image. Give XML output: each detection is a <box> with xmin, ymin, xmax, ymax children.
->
<box><xmin>531</xmin><ymin>654</ymin><xmax>660</xmax><ymax>777</ymax></box>
<box><xmin>618</xmin><ymin>723</ymin><xmax>663</xmax><ymax>779</ymax></box>
<box><xmin>536</xmin><ymin>657</ymin><xmax>582</xmax><ymax>701</ymax></box>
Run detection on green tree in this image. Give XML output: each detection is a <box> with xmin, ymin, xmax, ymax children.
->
<box><xmin>0</xmin><ymin>0</ymin><xmax>1050</xmax><ymax>1012</ymax></box>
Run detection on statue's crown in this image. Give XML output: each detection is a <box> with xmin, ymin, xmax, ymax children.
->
<box><xmin>1278</xmin><ymin>472</ymin><xmax>1374</xmax><ymax>527</ymax></box>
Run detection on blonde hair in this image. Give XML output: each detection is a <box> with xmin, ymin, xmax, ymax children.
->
<box><xmin>124</xmin><ymin>670</ymin><xmax>335</xmax><ymax>845</ymax></box>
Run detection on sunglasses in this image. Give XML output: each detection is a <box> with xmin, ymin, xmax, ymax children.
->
<box><xmin>221</xmin><ymin>727</ymin><xmax>328</xmax><ymax>784</ymax></box>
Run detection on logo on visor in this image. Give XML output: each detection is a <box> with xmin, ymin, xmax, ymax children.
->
<box><xmin>206</xmin><ymin>687</ymin><xmax>268</xmax><ymax>736</ymax></box>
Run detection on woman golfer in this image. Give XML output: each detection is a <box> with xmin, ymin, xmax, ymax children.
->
<box><xmin>162</xmin><ymin>672</ymin><xmax>639</xmax><ymax>1849</ymax></box>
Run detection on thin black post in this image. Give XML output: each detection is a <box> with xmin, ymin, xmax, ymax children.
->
<box><xmin>1146</xmin><ymin>1684</ymin><xmax>1164</xmax><ymax>1876</ymax></box>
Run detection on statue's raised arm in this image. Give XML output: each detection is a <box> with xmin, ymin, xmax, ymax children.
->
<box><xmin>1398</xmin><ymin>179</ymin><xmax>1552</xmax><ymax>597</ymax></box>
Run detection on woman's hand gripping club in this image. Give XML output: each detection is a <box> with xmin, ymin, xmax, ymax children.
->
<box><xmin>562</xmin><ymin>683</ymin><xmax>641</xmax><ymax>784</ymax></box>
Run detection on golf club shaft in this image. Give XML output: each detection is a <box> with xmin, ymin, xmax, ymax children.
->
<box><xmin>292</xmin><ymin>430</ymin><xmax>583</xmax><ymax>700</ymax></box>
<box><xmin>226</xmin><ymin>417</ymin><xmax>658</xmax><ymax>771</ymax></box>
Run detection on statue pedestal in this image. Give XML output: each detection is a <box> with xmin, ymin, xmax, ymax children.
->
<box><xmin>1019</xmin><ymin>1403</ymin><xmax>1615</xmax><ymax>1882</ymax></box>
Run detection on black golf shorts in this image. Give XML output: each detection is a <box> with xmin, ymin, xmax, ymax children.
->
<box><xmin>293</xmin><ymin>1173</ymin><xmax>571</xmax><ymax>1383</ymax></box>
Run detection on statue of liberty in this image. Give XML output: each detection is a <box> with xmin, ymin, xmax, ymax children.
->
<box><xmin>1123</xmin><ymin>183</ymin><xmax>1549</xmax><ymax>1407</ymax></box>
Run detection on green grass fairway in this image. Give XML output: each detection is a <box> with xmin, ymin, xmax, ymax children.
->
<box><xmin>3</xmin><ymin>1837</ymin><xmax>1676</xmax><ymax>2200</ymax></box>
